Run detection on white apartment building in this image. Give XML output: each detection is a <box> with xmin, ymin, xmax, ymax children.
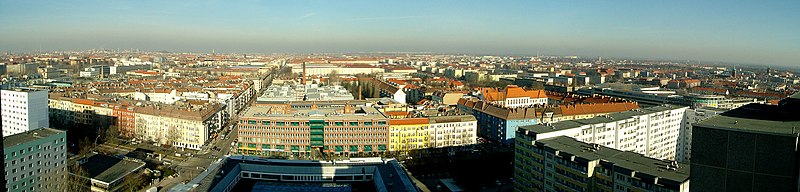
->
<box><xmin>676</xmin><ymin>107</ymin><xmax>727</xmax><ymax>163</ymax></box>
<box><xmin>3</xmin><ymin>128</ymin><xmax>67</xmax><ymax>192</ymax></box>
<box><xmin>291</xmin><ymin>63</ymin><xmax>384</xmax><ymax>76</ymax></box>
<box><xmin>1</xmin><ymin>88</ymin><xmax>49</xmax><ymax>137</ymax></box>
<box><xmin>519</xmin><ymin>105</ymin><xmax>688</xmax><ymax>160</ymax></box>
<box><xmin>428</xmin><ymin>115</ymin><xmax>478</xmax><ymax>148</ymax></box>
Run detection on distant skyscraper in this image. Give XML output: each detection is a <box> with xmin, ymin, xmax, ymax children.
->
<box><xmin>1</xmin><ymin>88</ymin><xmax>49</xmax><ymax>137</ymax></box>
<box><xmin>691</xmin><ymin>94</ymin><xmax>800</xmax><ymax>191</ymax></box>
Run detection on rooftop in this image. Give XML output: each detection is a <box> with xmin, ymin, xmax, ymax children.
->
<box><xmin>3</xmin><ymin>128</ymin><xmax>64</xmax><ymax>148</ymax></box>
<box><xmin>1</xmin><ymin>87</ymin><xmax>47</xmax><ymax>93</ymax></box>
<box><xmin>241</xmin><ymin>105</ymin><xmax>388</xmax><ymax>121</ymax></box>
<box><xmin>695</xmin><ymin>103</ymin><xmax>800</xmax><ymax>136</ymax></box>
<box><xmin>208</xmin><ymin>156</ymin><xmax>417</xmax><ymax>192</ymax></box>
<box><xmin>521</xmin><ymin>105</ymin><xmax>685</xmax><ymax>134</ymax></box>
<box><xmin>78</xmin><ymin>153</ymin><xmax>146</xmax><ymax>184</ymax></box>
<box><xmin>536</xmin><ymin>136</ymin><xmax>689</xmax><ymax>183</ymax></box>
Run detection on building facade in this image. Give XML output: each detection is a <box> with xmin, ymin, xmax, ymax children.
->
<box><xmin>459</xmin><ymin>98</ymin><xmax>640</xmax><ymax>144</ymax></box>
<box><xmin>676</xmin><ymin>107</ymin><xmax>727</xmax><ymax>163</ymax></box>
<box><xmin>513</xmin><ymin>136</ymin><xmax>690</xmax><ymax>192</ymax></box>
<box><xmin>48</xmin><ymin>94</ymin><xmax>226</xmax><ymax>150</ymax></box>
<box><xmin>519</xmin><ymin>105</ymin><xmax>688</xmax><ymax>161</ymax></box>
<box><xmin>427</xmin><ymin>115</ymin><xmax>477</xmax><ymax>148</ymax></box>
<box><xmin>237</xmin><ymin>105</ymin><xmax>390</xmax><ymax>157</ymax></box>
<box><xmin>690</xmin><ymin>101</ymin><xmax>800</xmax><ymax>192</ymax></box>
<box><xmin>389</xmin><ymin>118</ymin><xmax>430</xmax><ymax>151</ymax></box>
<box><xmin>1</xmin><ymin>88</ymin><xmax>49</xmax><ymax>137</ymax></box>
<box><xmin>3</xmin><ymin>128</ymin><xmax>67</xmax><ymax>192</ymax></box>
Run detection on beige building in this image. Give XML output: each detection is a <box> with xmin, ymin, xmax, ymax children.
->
<box><xmin>48</xmin><ymin>93</ymin><xmax>225</xmax><ymax>150</ymax></box>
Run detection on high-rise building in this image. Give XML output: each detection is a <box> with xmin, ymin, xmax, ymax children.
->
<box><xmin>1</xmin><ymin>88</ymin><xmax>49</xmax><ymax>137</ymax></box>
<box><xmin>3</xmin><ymin>128</ymin><xmax>67</xmax><ymax>192</ymax></box>
<box><xmin>513</xmin><ymin>136</ymin><xmax>690</xmax><ymax>192</ymax></box>
<box><xmin>676</xmin><ymin>107</ymin><xmax>727</xmax><ymax>163</ymax></box>
<box><xmin>690</xmin><ymin>97</ymin><xmax>800</xmax><ymax>192</ymax></box>
<box><xmin>519</xmin><ymin>105</ymin><xmax>688</xmax><ymax>160</ymax></box>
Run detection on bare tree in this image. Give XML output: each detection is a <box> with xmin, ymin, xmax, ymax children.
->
<box><xmin>63</xmin><ymin>163</ymin><xmax>91</xmax><ymax>192</ymax></box>
<box><xmin>328</xmin><ymin>70</ymin><xmax>340</xmax><ymax>85</ymax></box>
<box><xmin>121</xmin><ymin>171</ymin><xmax>145</xmax><ymax>192</ymax></box>
<box><xmin>104</xmin><ymin>125</ymin><xmax>120</xmax><ymax>146</ymax></box>
<box><xmin>78</xmin><ymin>137</ymin><xmax>93</xmax><ymax>156</ymax></box>
<box><xmin>165</xmin><ymin>126</ymin><xmax>181</xmax><ymax>148</ymax></box>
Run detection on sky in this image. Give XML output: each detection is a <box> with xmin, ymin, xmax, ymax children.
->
<box><xmin>1</xmin><ymin>0</ymin><xmax>798</xmax><ymax>66</ymax></box>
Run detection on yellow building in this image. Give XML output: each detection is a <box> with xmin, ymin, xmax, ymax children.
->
<box><xmin>388</xmin><ymin>118</ymin><xmax>430</xmax><ymax>151</ymax></box>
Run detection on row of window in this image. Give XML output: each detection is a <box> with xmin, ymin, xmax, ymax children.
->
<box><xmin>244</xmin><ymin>120</ymin><xmax>388</xmax><ymax>126</ymax></box>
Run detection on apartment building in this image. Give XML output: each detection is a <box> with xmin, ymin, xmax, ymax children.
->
<box><xmin>3</xmin><ymin>128</ymin><xmax>67</xmax><ymax>192</ymax></box>
<box><xmin>459</xmin><ymin>98</ymin><xmax>639</xmax><ymax>144</ymax></box>
<box><xmin>1</xmin><ymin>88</ymin><xmax>49</xmax><ymax>137</ymax></box>
<box><xmin>48</xmin><ymin>93</ymin><xmax>226</xmax><ymax>150</ymax></box>
<box><xmin>427</xmin><ymin>115</ymin><xmax>477</xmax><ymax>148</ymax></box>
<box><xmin>431</xmin><ymin>90</ymin><xmax>465</xmax><ymax>106</ymax></box>
<box><xmin>237</xmin><ymin>105</ymin><xmax>390</xmax><ymax>157</ymax></box>
<box><xmin>513</xmin><ymin>136</ymin><xmax>690</xmax><ymax>192</ymax></box>
<box><xmin>479</xmin><ymin>85</ymin><xmax>548</xmax><ymax>108</ymax></box>
<box><xmin>389</xmin><ymin>118</ymin><xmax>430</xmax><ymax>151</ymax></box>
<box><xmin>519</xmin><ymin>105</ymin><xmax>688</xmax><ymax>160</ymax></box>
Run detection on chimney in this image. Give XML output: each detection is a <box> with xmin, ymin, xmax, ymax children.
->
<box><xmin>302</xmin><ymin>62</ymin><xmax>307</xmax><ymax>84</ymax></box>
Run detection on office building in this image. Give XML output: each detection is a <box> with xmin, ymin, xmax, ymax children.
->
<box><xmin>3</xmin><ymin>128</ymin><xmax>67</xmax><ymax>192</ymax></box>
<box><xmin>519</xmin><ymin>105</ymin><xmax>688</xmax><ymax>160</ymax></box>
<box><xmin>513</xmin><ymin>136</ymin><xmax>690</xmax><ymax>192</ymax></box>
<box><xmin>1</xmin><ymin>88</ymin><xmax>49</xmax><ymax>137</ymax></box>
<box><xmin>676</xmin><ymin>107</ymin><xmax>727</xmax><ymax>163</ymax></box>
<box><xmin>690</xmin><ymin>96</ymin><xmax>800</xmax><ymax>192</ymax></box>
<box><xmin>237</xmin><ymin>105</ymin><xmax>390</xmax><ymax>157</ymax></box>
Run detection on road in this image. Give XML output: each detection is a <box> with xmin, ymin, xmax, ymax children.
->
<box><xmin>157</xmin><ymin>70</ymin><xmax>275</xmax><ymax>191</ymax></box>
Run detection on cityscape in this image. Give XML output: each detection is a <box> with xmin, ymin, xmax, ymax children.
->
<box><xmin>2</xmin><ymin>1</ymin><xmax>799</xmax><ymax>192</ymax></box>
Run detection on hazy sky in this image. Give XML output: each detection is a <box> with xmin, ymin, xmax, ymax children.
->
<box><xmin>1</xmin><ymin>0</ymin><xmax>798</xmax><ymax>66</ymax></box>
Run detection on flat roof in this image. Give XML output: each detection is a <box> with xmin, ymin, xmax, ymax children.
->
<box><xmin>521</xmin><ymin>105</ymin><xmax>686</xmax><ymax>134</ymax></box>
<box><xmin>79</xmin><ymin>153</ymin><xmax>146</xmax><ymax>184</ymax></box>
<box><xmin>3</xmin><ymin>128</ymin><xmax>64</xmax><ymax>148</ymax></box>
<box><xmin>208</xmin><ymin>156</ymin><xmax>416</xmax><ymax>192</ymax></box>
<box><xmin>537</xmin><ymin>136</ymin><xmax>689</xmax><ymax>182</ymax></box>
<box><xmin>1</xmin><ymin>87</ymin><xmax>47</xmax><ymax>93</ymax></box>
<box><xmin>695</xmin><ymin>103</ymin><xmax>800</xmax><ymax>136</ymax></box>
<box><xmin>241</xmin><ymin>106</ymin><xmax>388</xmax><ymax>120</ymax></box>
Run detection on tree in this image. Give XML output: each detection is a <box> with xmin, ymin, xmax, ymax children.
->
<box><xmin>78</xmin><ymin>137</ymin><xmax>93</xmax><ymax>156</ymax></box>
<box><xmin>63</xmin><ymin>163</ymin><xmax>91</xmax><ymax>192</ymax></box>
<box><xmin>165</xmin><ymin>126</ymin><xmax>181</xmax><ymax>148</ymax></box>
<box><xmin>103</xmin><ymin>125</ymin><xmax>120</xmax><ymax>146</ymax></box>
<box><xmin>120</xmin><ymin>171</ymin><xmax>145</xmax><ymax>192</ymax></box>
<box><xmin>328</xmin><ymin>70</ymin><xmax>341</xmax><ymax>85</ymax></box>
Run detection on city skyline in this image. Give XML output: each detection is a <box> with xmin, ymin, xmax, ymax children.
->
<box><xmin>1</xmin><ymin>0</ymin><xmax>798</xmax><ymax>67</ymax></box>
